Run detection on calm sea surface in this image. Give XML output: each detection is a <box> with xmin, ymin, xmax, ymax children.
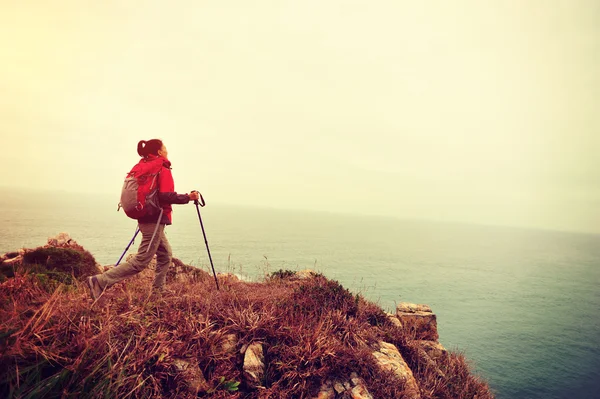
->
<box><xmin>1</xmin><ymin>189</ymin><xmax>599</xmax><ymax>399</ymax></box>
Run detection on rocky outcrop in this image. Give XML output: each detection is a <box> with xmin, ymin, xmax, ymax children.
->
<box><xmin>372</xmin><ymin>341</ymin><xmax>421</xmax><ymax>399</ymax></box>
<box><xmin>243</xmin><ymin>342</ymin><xmax>265</xmax><ymax>389</ymax></box>
<box><xmin>396</xmin><ymin>302</ymin><xmax>438</xmax><ymax>341</ymax></box>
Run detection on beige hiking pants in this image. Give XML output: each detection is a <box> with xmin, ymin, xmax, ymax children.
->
<box><xmin>96</xmin><ymin>222</ymin><xmax>172</xmax><ymax>291</ymax></box>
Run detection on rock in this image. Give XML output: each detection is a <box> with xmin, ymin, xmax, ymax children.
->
<box><xmin>396</xmin><ymin>302</ymin><xmax>438</xmax><ymax>341</ymax></box>
<box><xmin>47</xmin><ymin>233</ymin><xmax>77</xmax><ymax>248</ymax></box>
<box><xmin>243</xmin><ymin>342</ymin><xmax>265</xmax><ymax>389</ymax></box>
<box><xmin>333</xmin><ymin>381</ymin><xmax>346</xmax><ymax>394</ymax></box>
<box><xmin>220</xmin><ymin>333</ymin><xmax>238</xmax><ymax>354</ymax></box>
<box><xmin>408</xmin><ymin>342</ymin><xmax>446</xmax><ymax>379</ymax></box>
<box><xmin>3</xmin><ymin>256</ymin><xmax>22</xmax><ymax>265</ymax></box>
<box><xmin>211</xmin><ymin>333</ymin><xmax>237</xmax><ymax>355</ymax></box>
<box><xmin>385</xmin><ymin>312</ymin><xmax>403</xmax><ymax>328</ymax></box>
<box><xmin>397</xmin><ymin>303</ymin><xmax>432</xmax><ymax>313</ymax></box>
<box><xmin>413</xmin><ymin>340</ymin><xmax>448</xmax><ymax>361</ymax></box>
<box><xmin>296</xmin><ymin>269</ymin><xmax>317</xmax><ymax>280</ymax></box>
<box><xmin>351</xmin><ymin>384</ymin><xmax>374</xmax><ymax>399</ymax></box>
<box><xmin>314</xmin><ymin>380</ymin><xmax>335</xmax><ymax>399</ymax></box>
<box><xmin>3</xmin><ymin>251</ymin><xmax>20</xmax><ymax>259</ymax></box>
<box><xmin>171</xmin><ymin>258</ymin><xmax>210</xmax><ymax>282</ymax></box>
<box><xmin>349</xmin><ymin>373</ymin><xmax>373</xmax><ymax>399</ymax></box>
<box><xmin>372</xmin><ymin>342</ymin><xmax>421</xmax><ymax>399</ymax></box>
<box><xmin>350</xmin><ymin>372</ymin><xmax>361</xmax><ymax>386</ymax></box>
<box><xmin>173</xmin><ymin>357</ymin><xmax>209</xmax><ymax>395</ymax></box>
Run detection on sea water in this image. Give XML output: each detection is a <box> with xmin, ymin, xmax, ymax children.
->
<box><xmin>1</xmin><ymin>189</ymin><xmax>599</xmax><ymax>399</ymax></box>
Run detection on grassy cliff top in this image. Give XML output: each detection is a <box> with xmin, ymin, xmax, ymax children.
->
<box><xmin>0</xmin><ymin>242</ymin><xmax>494</xmax><ymax>399</ymax></box>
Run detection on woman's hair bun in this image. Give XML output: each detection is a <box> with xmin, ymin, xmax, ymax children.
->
<box><xmin>137</xmin><ymin>140</ymin><xmax>147</xmax><ymax>157</ymax></box>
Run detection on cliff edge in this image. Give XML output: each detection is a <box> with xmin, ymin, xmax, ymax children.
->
<box><xmin>0</xmin><ymin>234</ymin><xmax>494</xmax><ymax>398</ymax></box>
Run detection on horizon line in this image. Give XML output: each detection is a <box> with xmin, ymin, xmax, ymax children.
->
<box><xmin>1</xmin><ymin>184</ymin><xmax>598</xmax><ymax>237</ymax></box>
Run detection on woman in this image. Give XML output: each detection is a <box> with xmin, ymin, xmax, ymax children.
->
<box><xmin>87</xmin><ymin>139</ymin><xmax>199</xmax><ymax>300</ymax></box>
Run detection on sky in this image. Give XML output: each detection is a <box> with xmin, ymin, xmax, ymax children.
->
<box><xmin>1</xmin><ymin>0</ymin><xmax>598</xmax><ymax>233</ymax></box>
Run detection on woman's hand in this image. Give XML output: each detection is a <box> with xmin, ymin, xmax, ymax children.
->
<box><xmin>189</xmin><ymin>191</ymin><xmax>200</xmax><ymax>201</ymax></box>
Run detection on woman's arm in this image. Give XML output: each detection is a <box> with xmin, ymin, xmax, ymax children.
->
<box><xmin>158</xmin><ymin>192</ymin><xmax>190</xmax><ymax>205</ymax></box>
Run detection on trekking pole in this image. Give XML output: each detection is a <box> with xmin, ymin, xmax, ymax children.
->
<box><xmin>115</xmin><ymin>226</ymin><xmax>140</xmax><ymax>266</ymax></box>
<box><xmin>192</xmin><ymin>191</ymin><xmax>220</xmax><ymax>291</ymax></box>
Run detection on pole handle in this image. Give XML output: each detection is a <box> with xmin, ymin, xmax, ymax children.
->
<box><xmin>192</xmin><ymin>191</ymin><xmax>205</xmax><ymax>207</ymax></box>
<box><xmin>193</xmin><ymin>196</ymin><xmax>219</xmax><ymax>291</ymax></box>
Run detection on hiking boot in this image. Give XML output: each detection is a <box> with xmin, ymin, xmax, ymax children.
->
<box><xmin>87</xmin><ymin>275</ymin><xmax>104</xmax><ymax>300</ymax></box>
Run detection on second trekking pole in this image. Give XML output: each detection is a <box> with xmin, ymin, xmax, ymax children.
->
<box><xmin>115</xmin><ymin>226</ymin><xmax>140</xmax><ymax>266</ymax></box>
<box><xmin>193</xmin><ymin>191</ymin><xmax>220</xmax><ymax>291</ymax></box>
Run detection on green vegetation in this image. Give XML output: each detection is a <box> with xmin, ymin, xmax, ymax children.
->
<box><xmin>22</xmin><ymin>246</ymin><xmax>99</xmax><ymax>279</ymax></box>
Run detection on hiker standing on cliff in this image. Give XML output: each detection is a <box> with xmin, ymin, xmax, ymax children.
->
<box><xmin>87</xmin><ymin>139</ymin><xmax>199</xmax><ymax>300</ymax></box>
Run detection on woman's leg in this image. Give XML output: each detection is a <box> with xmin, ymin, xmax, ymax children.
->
<box><xmin>96</xmin><ymin>223</ymin><xmax>164</xmax><ymax>290</ymax></box>
<box><xmin>153</xmin><ymin>228</ymin><xmax>173</xmax><ymax>291</ymax></box>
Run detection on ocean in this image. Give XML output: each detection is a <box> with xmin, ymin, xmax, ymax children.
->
<box><xmin>1</xmin><ymin>189</ymin><xmax>599</xmax><ymax>399</ymax></box>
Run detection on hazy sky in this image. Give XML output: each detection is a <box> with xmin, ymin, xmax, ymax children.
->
<box><xmin>1</xmin><ymin>1</ymin><xmax>598</xmax><ymax>233</ymax></box>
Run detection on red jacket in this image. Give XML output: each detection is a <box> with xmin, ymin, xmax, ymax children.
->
<box><xmin>137</xmin><ymin>154</ymin><xmax>190</xmax><ymax>225</ymax></box>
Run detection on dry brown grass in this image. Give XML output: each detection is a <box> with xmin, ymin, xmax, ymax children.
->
<box><xmin>0</xmin><ymin>250</ymin><xmax>494</xmax><ymax>398</ymax></box>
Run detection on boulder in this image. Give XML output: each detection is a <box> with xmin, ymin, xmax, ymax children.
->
<box><xmin>173</xmin><ymin>357</ymin><xmax>209</xmax><ymax>395</ymax></box>
<box><xmin>243</xmin><ymin>342</ymin><xmax>265</xmax><ymax>389</ymax></box>
<box><xmin>413</xmin><ymin>340</ymin><xmax>448</xmax><ymax>361</ymax></box>
<box><xmin>372</xmin><ymin>342</ymin><xmax>421</xmax><ymax>399</ymax></box>
<box><xmin>396</xmin><ymin>302</ymin><xmax>438</xmax><ymax>341</ymax></box>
